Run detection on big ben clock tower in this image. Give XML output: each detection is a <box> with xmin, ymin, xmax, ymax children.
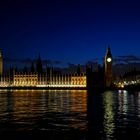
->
<box><xmin>104</xmin><ymin>46</ymin><xmax>113</xmax><ymax>87</ymax></box>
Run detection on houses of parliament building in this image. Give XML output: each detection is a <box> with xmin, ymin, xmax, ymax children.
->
<box><xmin>0</xmin><ymin>50</ymin><xmax>87</xmax><ymax>88</ymax></box>
<box><xmin>0</xmin><ymin>47</ymin><xmax>113</xmax><ymax>89</ymax></box>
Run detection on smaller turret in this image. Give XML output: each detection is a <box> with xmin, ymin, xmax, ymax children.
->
<box><xmin>0</xmin><ymin>49</ymin><xmax>3</xmax><ymax>76</ymax></box>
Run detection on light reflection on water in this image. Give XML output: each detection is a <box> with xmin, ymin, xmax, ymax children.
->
<box><xmin>0</xmin><ymin>90</ymin><xmax>140</xmax><ymax>139</ymax></box>
<box><xmin>87</xmin><ymin>90</ymin><xmax>140</xmax><ymax>139</ymax></box>
<box><xmin>103</xmin><ymin>91</ymin><xmax>115</xmax><ymax>140</ymax></box>
<box><xmin>0</xmin><ymin>90</ymin><xmax>87</xmax><ymax>131</ymax></box>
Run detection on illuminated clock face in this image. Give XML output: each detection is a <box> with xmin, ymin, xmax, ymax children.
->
<box><xmin>107</xmin><ymin>57</ymin><xmax>112</xmax><ymax>62</ymax></box>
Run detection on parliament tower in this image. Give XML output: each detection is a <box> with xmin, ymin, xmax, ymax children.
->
<box><xmin>0</xmin><ymin>49</ymin><xmax>3</xmax><ymax>75</ymax></box>
<box><xmin>104</xmin><ymin>46</ymin><xmax>113</xmax><ymax>87</ymax></box>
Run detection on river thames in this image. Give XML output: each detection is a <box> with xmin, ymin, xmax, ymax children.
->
<box><xmin>0</xmin><ymin>89</ymin><xmax>140</xmax><ymax>139</ymax></box>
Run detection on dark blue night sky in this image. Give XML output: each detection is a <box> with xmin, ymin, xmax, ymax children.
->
<box><xmin>1</xmin><ymin>0</ymin><xmax>140</xmax><ymax>66</ymax></box>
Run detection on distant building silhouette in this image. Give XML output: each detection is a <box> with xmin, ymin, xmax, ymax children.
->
<box><xmin>86</xmin><ymin>64</ymin><xmax>93</xmax><ymax>89</ymax></box>
<box><xmin>31</xmin><ymin>61</ymin><xmax>35</xmax><ymax>72</ymax></box>
<box><xmin>36</xmin><ymin>53</ymin><xmax>43</xmax><ymax>74</ymax></box>
<box><xmin>77</xmin><ymin>64</ymin><xmax>81</xmax><ymax>75</ymax></box>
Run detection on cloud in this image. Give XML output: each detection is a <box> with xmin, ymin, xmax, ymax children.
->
<box><xmin>114</xmin><ymin>55</ymin><xmax>140</xmax><ymax>64</ymax></box>
<box><xmin>3</xmin><ymin>57</ymin><xmax>62</xmax><ymax>66</ymax></box>
<box><xmin>67</xmin><ymin>63</ymin><xmax>77</xmax><ymax>67</ymax></box>
<box><xmin>4</xmin><ymin>55</ymin><xmax>140</xmax><ymax>69</ymax></box>
<box><xmin>4</xmin><ymin>57</ymin><xmax>19</xmax><ymax>63</ymax></box>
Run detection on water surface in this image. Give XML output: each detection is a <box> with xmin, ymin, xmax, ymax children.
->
<box><xmin>0</xmin><ymin>89</ymin><xmax>140</xmax><ymax>139</ymax></box>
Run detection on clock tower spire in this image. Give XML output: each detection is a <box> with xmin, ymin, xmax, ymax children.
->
<box><xmin>104</xmin><ymin>46</ymin><xmax>113</xmax><ymax>87</ymax></box>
